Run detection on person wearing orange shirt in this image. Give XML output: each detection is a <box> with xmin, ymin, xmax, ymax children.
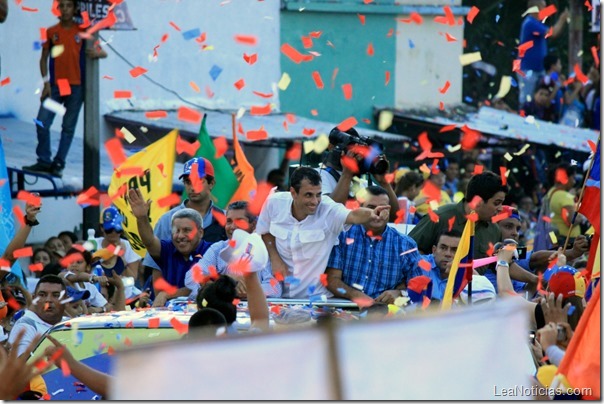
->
<box><xmin>23</xmin><ymin>0</ymin><xmax>106</xmax><ymax>178</ymax></box>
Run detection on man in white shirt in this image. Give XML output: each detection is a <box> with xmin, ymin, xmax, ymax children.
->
<box><xmin>256</xmin><ymin>166</ymin><xmax>390</xmax><ymax>299</ymax></box>
<box><xmin>8</xmin><ymin>275</ymin><xmax>67</xmax><ymax>356</ymax></box>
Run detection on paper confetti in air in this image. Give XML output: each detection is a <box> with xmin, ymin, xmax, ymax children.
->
<box><xmin>42</xmin><ymin>98</ymin><xmax>66</xmax><ymax>116</ymax></box>
<box><xmin>119</xmin><ymin>127</ymin><xmax>136</xmax><ymax>144</ymax></box>
<box><xmin>209</xmin><ymin>65</ymin><xmax>223</xmax><ymax>81</ymax></box>
<box><xmin>378</xmin><ymin>110</ymin><xmax>393</xmax><ymax>131</ymax></box>
<box><xmin>494</xmin><ymin>76</ymin><xmax>512</xmax><ymax>99</ymax></box>
<box><xmin>51</xmin><ymin>44</ymin><xmax>64</xmax><ymax>58</ymax></box>
<box><xmin>182</xmin><ymin>28</ymin><xmax>201</xmax><ymax>41</ymax></box>
<box><xmin>129</xmin><ymin>66</ymin><xmax>148</xmax><ymax>78</ymax></box>
<box><xmin>459</xmin><ymin>52</ymin><xmax>481</xmax><ymax>66</ymax></box>
<box><xmin>278</xmin><ymin>72</ymin><xmax>291</xmax><ymax>90</ymax></box>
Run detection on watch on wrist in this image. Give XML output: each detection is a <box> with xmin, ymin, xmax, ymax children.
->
<box><xmin>497</xmin><ymin>260</ymin><xmax>510</xmax><ymax>268</ymax></box>
<box><xmin>24</xmin><ymin>216</ymin><xmax>39</xmax><ymax>227</ymax></box>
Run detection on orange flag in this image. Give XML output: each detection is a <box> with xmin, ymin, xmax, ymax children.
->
<box><xmin>229</xmin><ymin>115</ymin><xmax>258</xmax><ymax>203</ymax></box>
<box><xmin>555</xmin><ymin>283</ymin><xmax>600</xmax><ymax>399</ymax></box>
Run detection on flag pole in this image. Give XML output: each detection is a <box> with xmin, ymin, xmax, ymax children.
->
<box><xmin>562</xmin><ymin>137</ymin><xmax>601</xmax><ymax>252</ymax></box>
<box><xmin>466</xmin><ymin>212</ymin><xmax>475</xmax><ymax>305</ymax></box>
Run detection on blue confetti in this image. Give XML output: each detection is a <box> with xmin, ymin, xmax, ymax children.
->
<box><xmin>307</xmin><ymin>284</ymin><xmax>316</xmax><ymax>295</ymax></box>
<box><xmin>464</xmin><ymin>96</ymin><xmax>473</xmax><ymax>103</ymax></box>
<box><xmin>33</xmin><ymin>119</ymin><xmax>44</xmax><ymax>128</ymax></box>
<box><xmin>567</xmin><ymin>305</ymin><xmax>576</xmax><ymax>316</ymax></box>
<box><xmin>337</xmin><ymin>288</ymin><xmax>346</xmax><ymax>294</ymax></box>
<box><xmin>182</xmin><ymin>28</ymin><xmax>201</xmax><ymax>41</ymax></box>
<box><xmin>284</xmin><ymin>276</ymin><xmax>300</xmax><ymax>287</ymax></box>
<box><xmin>408</xmin><ymin>39</ymin><xmax>415</xmax><ymax>49</ymax></box>
<box><xmin>74</xmin><ymin>331</ymin><xmax>83</xmax><ymax>346</ymax></box>
<box><xmin>475</xmin><ymin>70</ymin><xmax>482</xmax><ymax>77</ymax></box>
<box><xmin>33</xmin><ymin>41</ymin><xmax>42</xmax><ymax>51</ymax></box>
<box><xmin>209</xmin><ymin>65</ymin><xmax>223</xmax><ymax>81</ymax></box>
<box><xmin>495</xmin><ymin>15</ymin><xmax>500</xmax><ymax>23</ymax></box>
<box><xmin>510</xmin><ymin>77</ymin><xmax>518</xmax><ymax>87</ymax></box>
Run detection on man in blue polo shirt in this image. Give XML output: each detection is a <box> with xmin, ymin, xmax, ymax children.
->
<box><xmin>128</xmin><ymin>188</ymin><xmax>212</xmax><ymax>307</ymax></box>
<box><xmin>140</xmin><ymin>157</ymin><xmax>227</xmax><ymax>287</ymax></box>
<box><xmin>413</xmin><ymin>230</ymin><xmax>462</xmax><ymax>301</ymax></box>
<box><xmin>325</xmin><ymin>186</ymin><xmax>422</xmax><ymax>305</ymax></box>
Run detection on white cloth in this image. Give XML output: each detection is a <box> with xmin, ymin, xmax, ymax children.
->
<box><xmin>318</xmin><ymin>167</ymin><xmax>339</xmax><ymax>195</ymax></box>
<box><xmin>8</xmin><ymin>310</ymin><xmax>55</xmax><ymax>356</ymax></box>
<box><xmin>255</xmin><ymin>192</ymin><xmax>350</xmax><ymax>298</ymax></box>
<box><xmin>64</xmin><ymin>271</ymin><xmax>108</xmax><ymax>308</ymax></box>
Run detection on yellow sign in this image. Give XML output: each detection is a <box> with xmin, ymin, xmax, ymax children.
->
<box><xmin>107</xmin><ymin>130</ymin><xmax>178</xmax><ymax>257</ymax></box>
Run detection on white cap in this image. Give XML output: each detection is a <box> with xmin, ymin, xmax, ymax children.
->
<box><xmin>219</xmin><ymin>229</ymin><xmax>268</xmax><ymax>273</ymax></box>
<box><xmin>460</xmin><ymin>275</ymin><xmax>496</xmax><ymax>305</ymax></box>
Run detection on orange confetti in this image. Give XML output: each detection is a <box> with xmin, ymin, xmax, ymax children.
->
<box><xmin>517</xmin><ymin>41</ymin><xmax>534</xmax><ymax>58</ymax></box>
<box><xmin>169</xmin><ymin>21</ymin><xmax>181</xmax><ymax>31</ymax></box>
<box><xmin>148</xmin><ymin>318</ymin><xmax>160</xmax><ymax>328</ymax></box>
<box><xmin>21</xmin><ymin>6</ymin><xmax>38</xmax><ymax>12</ymax></box>
<box><xmin>538</xmin><ymin>4</ymin><xmax>557</xmax><ymax>20</ymax></box>
<box><xmin>460</xmin><ymin>125</ymin><xmax>481</xmax><ymax>150</ymax></box>
<box><xmin>175</xmin><ymin>136</ymin><xmax>200</xmax><ymax>156</ymax></box>
<box><xmin>56</xmin><ymin>79</ymin><xmax>71</xmax><ymax>96</ymax></box>
<box><xmin>591</xmin><ymin>46</ymin><xmax>599</xmax><ymax>68</ymax></box>
<box><xmin>366</xmin><ymin>42</ymin><xmax>374</xmax><ymax>56</ymax></box>
<box><xmin>170</xmin><ymin>317</ymin><xmax>189</xmax><ymax>335</ymax></box>
<box><xmin>105</xmin><ymin>138</ymin><xmax>127</xmax><ymax>167</ymax></box>
<box><xmin>250</xmin><ymin>103</ymin><xmax>272</xmax><ymax>116</ymax></box>
<box><xmin>491</xmin><ymin>211</ymin><xmax>511</xmax><ymax>223</ymax></box>
<box><xmin>301</xmin><ymin>36</ymin><xmax>313</xmax><ymax>49</ymax></box>
<box><xmin>246</xmin><ymin>127</ymin><xmax>269</xmax><ymax>141</ymax></box>
<box><xmin>434</xmin><ymin>5</ymin><xmax>455</xmax><ymax>25</ymax></box>
<box><xmin>573</xmin><ymin>64</ymin><xmax>589</xmax><ymax>84</ymax></box>
<box><xmin>312</xmin><ymin>71</ymin><xmax>324</xmax><ymax>89</ymax></box>
<box><xmin>385</xmin><ymin>70</ymin><xmax>390</xmax><ymax>86</ymax></box>
<box><xmin>285</xmin><ymin>142</ymin><xmax>302</xmax><ymax>161</ymax></box>
<box><xmin>234</xmin><ymin>79</ymin><xmax>245</xmax><ymax>90</ymax></box>
<box><xmin>444</xmin><ymin>32</ymin><xmax>457</xmax><ymax>42</ymax></box>
<box><xmin>467</xmin><ymin>6</ymin><xmax>479</xmax><ymax>23</ymax></box>
<box><xmin>499</xmin><ymin>166</ymin><xmax>507</xmax><ymax>186</ymax></box>
<box><xmin>418</xmin><ymin>259</ymin><xmax>431</xmax><ymax>271</ymax></box>
<box><xmin>213</xmin><ymin>137</ymin><xmax>228</xmax><ymax>158</ymax></box>
<box><xmin>129</xmin><ymin>66</ymin><xmax>148</xmax><ymax>78</ymax></box>
<box><xmin>234</xmin><ymin>34</ymin><xmax>257</xmax><ymax>46</ymax></box>
<box><xmin>585</xmin><ymin>0</ymin><xmax>593</xmax><ymax>11</ymax></box>
<box><xmin>189</xmin><ymin>81</ymin><xmax>200</xmax><ymax>93</ymax></box>
<box><xmin>465</xmin><ymin>212</ymin><xmax>479</xmax><ymax>222</ymax></box>
<box><xmin>13</xmin><ymin>247</ymin><xmax>33</xmax><ymax>258</ymax></box>
<box><xmin>153</xmin><ymin>277</ymin><xmax>178</xmax><ymax>295</ymax></box>
<box><xmin>337</xmin><ymin>116</ymin><xmax>358</xmax><ymax>132</ymax></box>
<box><xmin>473</xmin><ymin>164</ymin><xmax>484</xmax><ymax>175</ymax></box>
<box><xmin>114</xmin><ymin>90</ymin><xmax>132</xmax><ymax>99</ymax></box>
<box><xmin>145</xmin><ymin>110</ymin><xmax>168</xmax><ymax>119</ymax></box>
<box><xmin>438</xmin><ymin>80</ymin><xmax>451</xmax><ymax>94</ymax></box>
<box><xmin>16</xmin><ymin>190</ymin><xmax>41</xmax><ymax>207</ymax></box>
<box><xmin>243</xmin><ymin>53</ymin><xmax>258</xmax><ymax>65</ymax></box>
<box><xmin>448</xmin><ymin>216</ymin><xmax>455</xmax><ymax>231</ymax></box>
<box><xmin>341</xmin><ymin>155</ymin><xmax>359</xmax><ymax>174</ymax></box>
<box><xmin>252</xmin><ymin>91</ymin><xmax>273</xmax><ymax>98</ymax></box>
<box><xmin>358</xmin><ymin>13</ymin><xmax>366</xmax><ymax>25</ymax></box>
<box><xmin>29</xmin><ymin>263</ymin><xmax>44</xmax><ymax>272</ymax></box>
<box><xmin>555</xmin><ymin>168</ymin><xmax>568</xmax><ymax>184</ymax></box>
<box><xmin>0</xmin><ymin>77</ymin><xmax>10</xmax><ymax>87</ymax></box>
<box><xmin>341</xmin><ymin>83</ymin><xmax>352</xmax><ymax>100</ymax></box>
<box><xmin>399</xmin><ymin>12</ymin><xmax>423</xmax><ymax>24</ymax></box>
<box><xmin>422</xmin><ymin>295</ymin><xmax>431</xmax><ymax>309</ymax></box>
<box><xmin>177</xmin><ymin>106</ymin><xmax>202</xmax><ymax>124</ymax></box>
<box><xmin>280</xmin><ymin>43</ymin><xmax>312</xmax><ymax>64</ymax></box>
<box><xmin>302</xmin><ymin>128</ymin><xmax>315</xmax><ymax>136</ymax></box>
<box><xmin>427</xmin><ymin>207</ymin><xmax>439</xmax><ymax>223</ymax></box>
<box><xmin>157</xmin><ymin>193</ymin><xmax>181</xmax><ymax>208</ymax></box>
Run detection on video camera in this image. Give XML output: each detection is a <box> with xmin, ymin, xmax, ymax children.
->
<box><xmin>328</xmin><ymin>128</ymin><xmax>388</xmax><ymax>175</ymax></box>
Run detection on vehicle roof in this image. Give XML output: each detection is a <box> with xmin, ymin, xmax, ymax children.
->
<box><xmin>50</xmin><ymin>309</ymin><xmax>195</xmax><ymax>331</ymax></box>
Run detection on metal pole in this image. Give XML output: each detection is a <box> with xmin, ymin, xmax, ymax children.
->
<box><xmin>568</xmin><ymin>0</ymin><xmax>584</xmax><ymax>69</ymax></box>
<box><xmin>83</xmin><ymin>32</ymin><xmax>100</xmax><ymax>236</ymax></box>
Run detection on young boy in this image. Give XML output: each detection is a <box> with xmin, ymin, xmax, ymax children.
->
<box><xmin>23</xmin><ymin>0</ymin><xmax>106</xmax><ymax>178</ymax></box>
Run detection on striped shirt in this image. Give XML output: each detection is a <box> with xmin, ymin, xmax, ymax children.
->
<box><xmin>326</xmin><ymin>225</ymin><xmax>422</xmax><ymax>298</ymax></box>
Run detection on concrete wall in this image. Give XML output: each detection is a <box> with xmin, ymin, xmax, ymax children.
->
<box><xmin>0</xmin><ymin>0</ymin><xmax>281</xmax><ymax>140</ymax></box>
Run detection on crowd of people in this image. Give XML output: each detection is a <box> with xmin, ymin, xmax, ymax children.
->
<box><xmin>0</xmin><ymin>128</ymin><xmax>599</xmax><ymax>397</ymax></box>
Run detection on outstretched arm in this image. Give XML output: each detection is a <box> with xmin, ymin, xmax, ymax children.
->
<box><xmin>2</xmin><ymin>202</ymin><xmax>41</xmax><ymax>267</ymax></box>
<box><xmin>128</xmin><ymin>188</ymin><xmax>161</xmax><ymax>259</ymax></box>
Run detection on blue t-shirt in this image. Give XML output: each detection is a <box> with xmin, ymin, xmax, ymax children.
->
<box><xmin>415</xmin><ymin>254</ymin><xmax>448</xmax><ymax>301</ymax></box>
<box><xmin>156</xmin><ymin>239</ymin><xmax>212</xmax><ymax>288</ymax></box>
<box><xmin>519</xmin><ymin>16</ymin><xmax>549</xmax><ymax>72</ymax></box>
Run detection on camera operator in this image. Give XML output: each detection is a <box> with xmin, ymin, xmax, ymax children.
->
<box><xmin>318</xmin><ymin>127</ymin><xmax>399</xmax><ymax>222</ymax></box>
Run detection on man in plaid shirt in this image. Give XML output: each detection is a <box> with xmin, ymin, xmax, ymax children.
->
<box><xmin>325</xmin><ymin>186</ymin><xmax>422</xmax><ymax>304</ymax></box>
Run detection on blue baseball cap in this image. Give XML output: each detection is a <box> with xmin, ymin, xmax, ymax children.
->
<box><xmin>102</xmin><ymin>206</ymin><xmax>123</xmax><ymax>232</ymax></box>
<box><xmin>179</xmin><ymin>157</ymin><xmax>215</xmax><ymax>180</ymax></box>
<box><xmin>66</xmin><ymin>286</ymin><xmax>91</xmax><ymax>303</ymax></box>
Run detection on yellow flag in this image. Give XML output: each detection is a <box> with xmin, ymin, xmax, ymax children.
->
<box><xmin>107</xmin><ymin>130</ymin><xmax>178</xmax><ymax>257</ymax></box>
<box><xmin>441</xmin><ymin>218</ymin><xmax>475</xmax><ymax>310</ymax></box>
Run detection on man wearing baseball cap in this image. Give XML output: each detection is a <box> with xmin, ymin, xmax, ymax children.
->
<box><xmin>141</xmin><ymin>157</ymin><xmax>227</xmax><ymax>285</ymax></box>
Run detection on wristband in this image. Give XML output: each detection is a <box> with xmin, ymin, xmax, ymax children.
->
<box><xmin>24</xmin><ymin>216</ymin><xmax>39</xmax><ymax>227</ymax></box>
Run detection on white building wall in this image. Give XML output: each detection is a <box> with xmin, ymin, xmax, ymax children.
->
<box><xmin>395</xmin><ymin>9</ymin><xmax>464</xmax><ymax>108</ymax></box>
<box><xmin>0</xmin><ymin>0</ymin><xmax>281</xmax><ymax>139</ymax></box>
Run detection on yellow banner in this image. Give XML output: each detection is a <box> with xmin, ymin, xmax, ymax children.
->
<box><xmin>107</xmin><ymin>130</ymin><xmax>178</xmax><ymax>257</ymax></box>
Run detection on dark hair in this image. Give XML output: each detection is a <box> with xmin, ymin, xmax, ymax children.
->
<box><xmin>267</xmin><ymin>169</ymin><xmax>285</xmax><ymax>183</ymax></box>
<box><xmin>289</xmin><ymin>166</ymin><xmax>321</xmax><ymax>193</ymax></box>
<box><xmin>44</xmin><ymin>236</ymin><xmax>64</xmax><ymax>251</ymax></box>
<box><xmin>227</xmin><ymin>200</ymin><xmax>257</xmax><ymax>224</ymax></box>
<box><xmin>395</xmin><ymin>171</ymin><xmax>424</xmax><ymax>194</ymax></box>
<box><xmin>548</xmin><ymin>162</ymin><xmax>577</xmax><ymax>187</ymax></box>
<box><xmin>66</xmin><ymin>247</ymin><xmax>92</xmax><ymax>267</ymax></box>
<box><xmin>58</xmin><ymin>231</ymin><xmax>78</xmax><ymax>244</ymax></box>
<box><xmin>189</xmin><ymin>308</ymin><xmax>227</xmax><ymax>328</ymax></box>
<box><xmin>534</xmin><ymin>82</ymin><xmax>554</xmax><ymax>95</ymax></box>
<box><xmin>33</xmin><ymin>247</ymin><xmax>55</xmax><ymax>263</ymax></box>
<box><xmin>34</xmin><ymin>274</ymin><xmax>66</xmax><ymax>294</ymax></box>
<box><xmin>196</xmin><ymin>275</ymin><xmax>237</xmax><ymax>324</ymax></box>
<box><xmin>466</xmin><ymin>171</ymin><xmax>508</xmax><ymax>203</ymax></box>
<box><xmin>543</xmin><ymin>54</ymin><xmax>560</xmax><ymax>72</ymax></box>
<box><xmin>436</xmin><ymin>229</ymin><xmax>463</xmax><ymax>246</ymax></box>
<box><xmin>365</xmin><ymin>185</ymin><xmax>388</xmax><ymax>198</ymax></box>
<box><xmin>41</xmin><ymin>262</ymin><xmax>62</xmax><ymax>277</ymax></box>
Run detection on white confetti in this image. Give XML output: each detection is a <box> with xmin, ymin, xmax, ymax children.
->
<box><xmin>42</xmin><ymin>98</ymin><xmax>66</xmax><ymax>116</ymax></box>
